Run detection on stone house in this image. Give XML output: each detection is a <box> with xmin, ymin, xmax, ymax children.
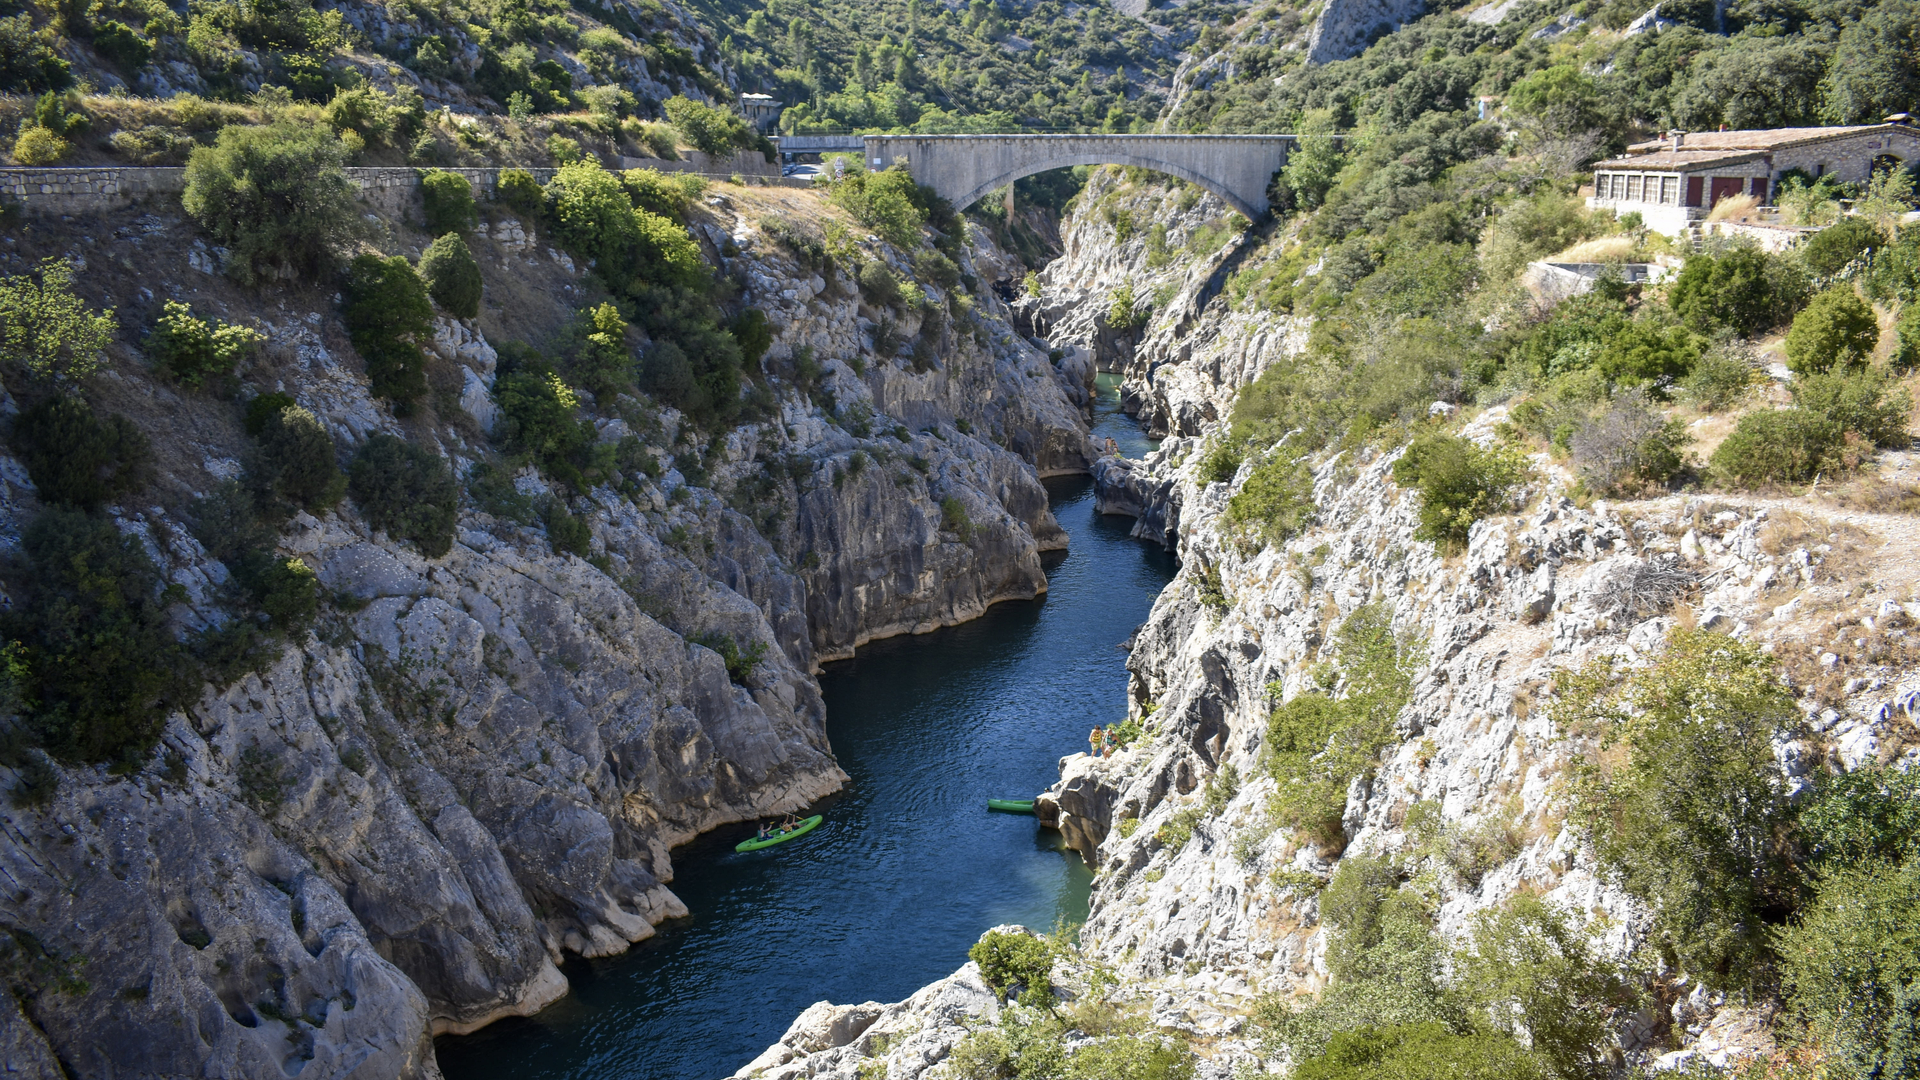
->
<box><xmin>1587</xmin><ymin>119</ymin><xmax>1920</xmax><ymax>235</ymax></box>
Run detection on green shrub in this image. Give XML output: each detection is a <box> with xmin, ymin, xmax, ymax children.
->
<box><xmin>323</xmin><ymin>85</ymin><xmax>426</xmax><ymax>149</ymax></box>
<box><xmin>146</xmin><ymin>301</ymin><xmax>263</xmax><ymax>388</ymax></box>
<box><xmin>0</xmin><ymin>507</ymin><xmax>189</xmax><ymax>763</ymax></box>
<box><xmin>1451</xmin><ymin>895</ymin><xmax>1641</xmax><ymax>1080</ymax></box>
<box><xmin>183</xmin><ymin>123</ymin><xmax>359</xmax><ymax>285</ymax></box>
<box><xmin>1709</xmin><ymin>408</ymin><xmax>1843</xmax><ymax>487</ymax></box>
<box><xmin>243</xmin><ymin>392</ymin><xmax>298</xmax><ymax>437</ymax></box>
<box><xmin>939</xmin><ymin>495</ymin><xmax>973</xmax><ymax>540</ymax></box>
<box><xmin>496</xmin><ymin>168</ymin><xmax>544</xmax><ymax>216</ymax></box>
<box><xmin>567</xmin><ymin>302</ymin><xmax>631</xmax><ymax>397</ymax></box>
<box><xmin>11</xmin><ymin>125</ymin><xmax>65</xmax><ymax>165</ymax></box>
<box><xmin>620</xmin><ymin>167</ymin><xmax>704</xmax><ymax>221</ymax></box>
<box><xmin>1593</xmin><ymin>320</ymin><xmax>1700</xmax><ymax>395</ymax></box>
<box><xmin>1800</xmin><ymin>217</ymin><xmax>1885</xmax><ymax>279</ymax></box>
<box><xmin>693</xmin><ymin>632</ymin><xmax>768</xmax><ymax>685</ymax></box>
<box><xmin>1226</xmin><ymin>452</ymin><xmax>1315</xmax><ymax>549</ymax></box>
<box><xmin>7</xmin><ymin>395</ymin><xmax>151</xmax><ymax>508</ymax></box>
<box><xmin>542</xmin><ymin>498</ymin><xmax>594</xmax><ymax>557</ymax></box>
<box><xmin>341</xmin><ymin>253</ymin><xmax>433</xmax><ymax>411</ymax></box>
<box><xmin>858</xmin><ymin>259</ymin><xmax>903</xmax><ymax>307</ymax></box>
<box><xmin>418</xmin><ymin>232</ymin><xmax>482</xmax><ymax>320</ymax></box>
<box><xmin>419</xmin><ymin>169</ymin><xmax>476</xmax><ymax>235</ymax></box>
<box><xmin>1264</xmin><ymin>606</ymin><xmax>1416</xmax><ymax>847</ymax></box>
<box><xmin>969</xmin><ymin>930</ymin><xmax>1057</xmax><ymax>1003</ymax></box>
<box><xmin>545</xmin><ymin>159</ymin><xmax>706</xmax><ymax>293</ymax></box>
<box><xmin>912</xmin><ymin>248</ymin><xmax>962</xmax><ymax>289</ymax></box>
<box><xmin>1784</xmin><ymin>287</ymin><xmax>1880</xmax><ymax>375</ymax></box>
<box><xmin>255</xmin><ymin>557</ymin><xmax>319</xmax><ymax>631</ymax></box>
<box><xmin>1563</xmin><ymin>630</ymin><xmax>1803</xmax><ymax>992</ymax></box>
<box><xmin>1897</xmin><ymin>306</ymin><xmax>1920</xmax><ymax>373</ymax></box>
<box><xmin>728</xmin><ymin>308</ymin><xmax>772</xmax><ymax>370</ymax></box>
<box><xmin>830</xmin><ymin>167</ymin><xmax>940</xmax><ymax>249</ymax></box>
<box><xmin>1775</xmin><ymin>860</ymin><xmax>1920</xmax><ymax>1080</ymax></box>
<box><xmin>546</xmin><ymin>133</ymin><xmax>582</xmax><ymax>164</ymax></box>
<box><xmin>1292</xmin><ymin>1024</ymin><xmax>1549</xmax><ymax>1080</ymax></box>
<box><xmin>1791</xmin><ymin>369</ymin><xmax>1912</xmax><ymax>448</ymax></box>
<box><xmin>348</xmin><ymin>434</ymin><xmax>459</xmax><ymax>557</ymax></box>
<box><xmin>1679</xmin><ymin>341</ymin><xmax>1761</xmax><ymax>411</ymax></box>
<box><xmin>494</xmin><ymin>366</ymin><xmax>597</xmax><ymax>489</ymax></box>
<box><xmin>1668</xmin><ymin>246</ymin><xmax>1807</xmax><ymax>336</ymax></box>
<box><xmin>1799</xmin><ymin>765</ymin><xmax>1920</xmax><ymax>869</ymax></box>
<box><xmin>663</xmin><ymin>94</ymin><xmax>759</xmax><ymax>156</ymax></box>
<box><xmin>249</xmin><ymin>405</ymin><xmax>346</xmax><ymax>513</ymax></box>
<box><xmin>0</xmin><ymin>257</ymin><xmax>116</xmax><ymax>387</ymax></box>
<box><xmin>91</xmin><ymin>20</ymin><xmax>152</xmax><ymax>70</ymax></box>
<box><xmin>1197</xmin><ymin>438</ymin><xmax>1243</xmax><ymax>483</ymax></box>
<box><xmin>1390</xmin><ymin>434</ymin><xmax>1529</xmax><ymax>551</ymax></box>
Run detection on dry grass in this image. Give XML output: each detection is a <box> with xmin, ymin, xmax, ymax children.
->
<box><xmin>1707</xmin><ymin>193</ymin><xmax>1762</xmax><ymax>222</ymax></box>
<box><xmin>1757</xmin><ymin>511</ymin><xmax>1881</xmax><ymax>583</ymax></box>
<box><xmin>1821</xmin><ymin>475</ymin><xmax>1920</xmax><ymax>515</ymax></box>
<box><xmin>1551</xmin><ymin>235</ymin><xmax>1638</xmax><ymax>263</ymax></box>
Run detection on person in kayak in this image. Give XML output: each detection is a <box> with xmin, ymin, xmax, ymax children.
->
<box><xmin>756</xmin><ymin>823</ymin><xmax>771</xmax><ymax>840</ymax></box>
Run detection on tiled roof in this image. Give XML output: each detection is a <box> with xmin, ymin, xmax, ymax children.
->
<box><xmin>1594</xmin><ymin>148</ymin><xmax>1767</xmax><ymax>170</ymax></box>
<box><xmin>1624</xmin><ymin>124</ymin><xmax>1888</xmax><ymax>152</ymax></box>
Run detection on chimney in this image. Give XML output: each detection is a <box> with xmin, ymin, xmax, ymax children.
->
<box><xmin>1669</xmin><ymin>130</ymin><xmax>1686</xmax><ymax>150</ymax></box>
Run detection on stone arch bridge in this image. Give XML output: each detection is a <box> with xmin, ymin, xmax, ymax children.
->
<box><xmin>780</xmin><ymin>134</ymin><xmax>1296</xmax><ymax>220</ymax></box>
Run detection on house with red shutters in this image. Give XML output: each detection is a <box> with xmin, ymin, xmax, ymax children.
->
<box><xmin>1587</xmin><ymin>118</ymin><xmax>1920</xmax><ymax>236</ymax></box>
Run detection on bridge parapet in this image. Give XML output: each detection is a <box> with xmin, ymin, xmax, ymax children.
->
<box><xmin>862</xmin><ymin>133</ymin><xmax>1295</xmax><ymax>220</ymax></box>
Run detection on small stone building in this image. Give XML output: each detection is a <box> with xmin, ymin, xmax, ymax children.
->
<box><xmin>1587</xmin><ymin>119</ymin><xmax>1920</xmax><ymax>235</ymax></box>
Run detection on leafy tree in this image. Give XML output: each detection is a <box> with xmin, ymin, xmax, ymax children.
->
<box><xmin>969</xmin><ymin>930</ymin><xmax>1058</xmax><ymax>1004</ymax></box>
<box><xmin>663</xmin><ymin>94</ymin><xmax>763</xmax><ymax>157</ymax></box>
<box><xmin>0</xmin><ymin>14</ymin><xmax>71</xmax><ymax>93</ymax></box>
<box><xmin>1784</xmin><ymin>287</ymin><xmax>1879</xmax><ymax>376</ymax></box>
<box><xmin>1504</xmin><ymin>65</ymin><xmax>1609</xmax><ymax>138</ymax></box>
<box><xmin>545</xmin><ymin>159</ymin><xmax>706</xmax><ymax>293</ymax></box>
<box><xmin>1819</xmin><ymin>0</ymin><xmax>1920</xmax><ymax>124</ymax></box>
<box><xmin>1391</xmin><ymin>434</ymin><xmax>1530</xmax><ymax>551</ymax></box>
<box><xmin>420</xmin><ymin>169</ymin><xmax>477</xmax><ymax>235</ymax></box>
<box><xmin>1776</xmin><ymin>860</ymin><xmax>1920</xmax><ymax>1080</ymax></box>
<box><xmin>0</xmin><ymin>508</ymin><xmax>188</xmax><ymax>763</ymax></box>
<box><xmin>419</xmin><ymin>233</ymin><xmax>483</xmax><ymax>320</ymax></box>
<box><xmin>348</xmin><ymin>434</ymin><xmax>459</xmax><ymax>557</ymax></box>
<box><xmin>1564</xmin><ymin>630</ymin><xmax>1804</xmax><ymax>992</ymax></box>
<box><xmin>0</xmin><ymin>258</ymin><xmax>117</xmax><ymax>388</ymax></box>
<box><xmin>6</xmin><ymin>396</ymin><xmax>151</xmax><ymax>508</ymax></box>
<box><xmin>494</xmin><ymin>364</ymin><xmax>597</xmax><ymax>489</ymax></box>
<box><xmin>145</xmin><ymin>301</ymin><xmax>264</xmax><ymax>388</ymax></box>
<box><xmin>567</xmin><ymin>303</ymin><xmax>631</xmax><ymax>397</ymax></box>
<box><xmin>341</xmin><ymin>253</ymin><xmax>433</xmax><ymax>410</ymax></box>
<box><xmin>182</xmin><ymin>122</ymin><xmax>359</xmax><ymax>285</ymax></box>
<box><xmin>1672</xmin><ymin>36</ymin><xmax>1827</xmax><ymax>131</ymax></box>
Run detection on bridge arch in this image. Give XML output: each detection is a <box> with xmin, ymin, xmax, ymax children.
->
<box><xmin>862</xmin><ymin>134</ymin><xmax>1295</xmax><ymax>222</ymax></box>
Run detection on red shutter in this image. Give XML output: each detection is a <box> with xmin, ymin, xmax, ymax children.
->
<box><xmin>1685</xmin><ymin>176</ymin><xmax>1704</xmax><ymax>207</ymax></box>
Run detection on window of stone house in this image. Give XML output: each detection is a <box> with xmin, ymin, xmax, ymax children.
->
<box><xmin>1627</xmin><ymin>174</ymin><xmax>1643</xmax><ymax>201</ymax></box>
<box><xmin>1661</xmin><ymin>176</ymin><xmax>1677</xmax><ymax>203</ymax></box>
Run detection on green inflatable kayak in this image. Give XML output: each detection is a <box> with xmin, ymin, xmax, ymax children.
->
<box><xmin>987</xmin><ymin>799</ymin><xmax>1035</xmax><ymax>814</ymax></box>
<box><xmin>736</xmin><ymin>815</ymin><xmax>823</xmax><ymax>852</ymax></box>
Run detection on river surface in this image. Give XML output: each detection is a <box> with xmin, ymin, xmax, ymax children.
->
<box><xmin>436</xmin><ymin>376</ymin><xmax>1168</xmax><ymax>1080</ymax></box>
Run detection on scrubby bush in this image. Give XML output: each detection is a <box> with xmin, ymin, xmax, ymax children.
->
<box><xmin>1668</xmin><ymin>246</ymin><xmax>1807</xmax><ymax>337</ymax></box>
<box><xmin>7</xmin><ymin>395</ymin><xmax>151</xmax><ymax>508</ymax></box>
<box><xmin>1791</xmin><ymin>369</ymin><xmax>1912</xmax><ymax>448</ymax></box>
<box><xmin>248</xmin><ymin>404</ymin><xmax>346</xmax><ymax>513</ymax></box>
<box><xmin>341</xmin><ymin>253</ymin><xmax>433</xmax><ymax>410</ymax></box>
<box><xmin>183</xmin><ymin>123</ymin><xmax>359</xmax><ymax>285</ymax></box>
<box><xmin>969</xmin><ymin>930</ymin><xmax>1057</xmax><ymax>1003</ymax></box>
<box><xmin>1293</xmin><ymin>1024</ymin><xmax>1550</xmax><ymax>1080</ymax></box>
<box><xmin>728</xmin><ymin>308</ymin><xmax>772</xmax><ymax>370</ymax></box>
<box><xmin>692</xmin><ymin>632</ymin><xmax>768</xmax><ymax>685</ymax></box>
<box><xmin>1264</xmin><ymin>606</ymin><xmax>1416</xmax><ymax>847</ymax></box>
<box><xmin>1593</xmin><ymin>320</ymin><xmax>1701</xmax><ymax>395</ymax></box>
<box><xmin>1225</xmin><ymin>452</ymin><xmax>1315</xmax><ymax>549</ymax></box>
<box><xmin>496</xmin><ymin>168</ymin><xmax>544</xmax><ymax>216</ymax></box>
<box><xmin>1569</xmin><ymin>391</ymin><xmax>1688</xmax><ymax>496</ymax></box>
<box><xmin>830</xmin><ymin>167</ymin><xmax>944</xmax><ymax>250</ymax></box>
<box><xmin>0</xmin><ymin>14</ymin><xmax>72</xmax><ymax>94</ymax></box>
<box><xmin>1564</xmin><ymin>630</ymin><xmax>1804</xmax><ymax>991</ymax></box>
<box><xmin>1390</xmin><ymin>434</ymin><xmax>1529</xmax><ymax>551</ymax></box>
<box><xmin>1898</xmin><ymin>305</ymin><xmax>1920</xmax><ymax>373</ymax></box>
<box><xmin>1710</xmin><ymin>408</ymin><xmax>1844</xmax><ymax>487</ymax></box>
<box><xmin>1679</xmin><ymin>340</ymin><xmax>1761</xmax><ymax>411</ymax></box>
<box><xmin>324</xmin><ymin>85</ymin><xmax>426</xmax><ymax>150</ymax></box>
<box><xmin>663</xmin><ymin>94</ymin><xmax>763</xmax><ymax>157</ymax></box>
<box><xmin>1776</xmin><ymin>860</ymin><xmax>1920</xmax><ymax>1080</ymax></box>
<box><xmin>348</xmin><ymin>434</ymin><xmax>459</xmax><ymax>557</ymax></box>
<box><xmin>256</xmin><ymin>557</ymin><xmax>319</xmax><ymax>631</ymax></box>
<box><xmin>620</xmin><ymin>167</ymin><xmax>704</xmax><ymax>221</ymax></box>
<box><xmin>420</xmin><ymin>169</ymin><xmax>476</xmax><ymax>235</ymax></box>
<box><xmin>913</xmin><ymin>248</ymin><xmax>962</xmax><ymax>290</ymax></box>
<box><xmin>11</xmin><ymin>125</ymin><xmax>65</xmax><ymax>165</ymax></box>
<box><xmin>0</xmin><ymin>257</ymin><xmax>117</xmax><ymax>387</ymax></box>
<box><xmin>494</xmin><ymin>363</ymin><xmax>598</xmax><ymax>489</ymax></box>
<box><xmin>545</xmin><ymin>159</ymin><xmax>706</xmax><ymax>293</ymax></box>
<box><xmin>541</xmin><ymin>497</ymin><xmax>592</xmax><ymax>557</ymax></box>
<box><xmin>146</xmin><ymin>301</ymin><xmax>264</xmax><ymax>388</ymax></box>
<box><xmin>418</xmin><ymin>233</ymin><xmax>482</xmax><ymax>320</ymax></box>
<box><xmin>1801</xmin><ymin>217</ymin><xmax>1885</xmax><ymax>278</ymax></box>
<box><xmin>1784</xmin><ymin>287</ymin><xmax>1880</xmax><ymax>375</ymax></box>
<box><xmin>858</xmin><ymin>259</ymin><xmax>903</xmax><ymax>308</ymax></box>
<box><xmin>0</xmin><ymin>507</ymin><xmax>188</xmax><ymax>763</ymax></box>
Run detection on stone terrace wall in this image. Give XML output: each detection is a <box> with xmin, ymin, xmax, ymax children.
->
<box><xmin>0</xmin><ymin>165</ymin><xmax>569</xmax><ymax>216</ymax></box>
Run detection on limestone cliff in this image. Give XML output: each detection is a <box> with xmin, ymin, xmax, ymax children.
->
<box><xmin>0</xmin><ymin>180</ymin><xmax>1091</xmax><ymax>1075</ymax></box>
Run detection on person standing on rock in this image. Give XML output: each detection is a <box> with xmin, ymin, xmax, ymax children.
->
<box><xmin>1089</xmin><ymin>727</ymin><xmax>1103</xmax><ymax>756</ymax></box>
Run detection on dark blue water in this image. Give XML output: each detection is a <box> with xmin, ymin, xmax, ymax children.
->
<box><xmin>436</xmin><ymin>380</ymin><xmax>1167</xmax><ymax>1080</ymax></box>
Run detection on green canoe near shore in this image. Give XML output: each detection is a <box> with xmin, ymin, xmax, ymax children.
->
<box><xmin>987</xmin><ymin>799</ymin><xmax>1035</xmax><ymax>814</ymax></box>
<box><xmin>736</xmin><ymin>815</ymin><xmax>823</xmax><ymax>852</ymax></box>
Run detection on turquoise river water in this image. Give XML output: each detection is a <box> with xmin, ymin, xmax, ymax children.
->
<box><xmin>436</xmin><ymin>375</ymin><xmax>1170</xmax><ymax>1080</ymax></box>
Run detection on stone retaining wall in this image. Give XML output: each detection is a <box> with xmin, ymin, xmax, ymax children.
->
<box><xmin>0</xmin><ymin>165</ymin><xmax>569</xmax><ymax>216</ymax></box>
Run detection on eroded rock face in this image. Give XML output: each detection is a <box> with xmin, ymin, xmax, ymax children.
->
<box><xmin>0</xmin><ymin>192</ymin><xmax>1093</xmax><ymax>1075</ymax></box>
